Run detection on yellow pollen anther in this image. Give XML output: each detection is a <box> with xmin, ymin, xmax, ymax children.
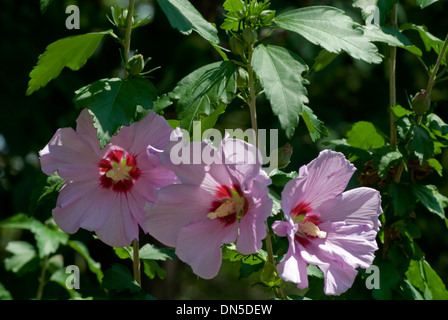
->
<box><xmin>207</xmin><ymin>195</ymin><xmax>246</xmax><ymax>220</ymax></box>
<box><xmin>298</xmin><ymin>220</ymin><xmax>327</xmax><ymax>239</ymax></box>
<box><xmin>106</xmin><ymin>159</ymin><xmax>133</xmax><ymax>182</ymax></box>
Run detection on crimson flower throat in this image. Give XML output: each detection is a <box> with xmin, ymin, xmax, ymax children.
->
<box><xmin>98</xmin><ymin>149</ymin><xmax>141</xmax><ymax>193</ymax></box>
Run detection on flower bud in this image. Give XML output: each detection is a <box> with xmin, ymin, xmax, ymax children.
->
<box><xmin>411</xmin><ymin>89</ymin><xmax>430</xmax><ymax>115</ymax></box>
<box><xmin>127</xmin><ymin>54</ymin><xmax>145</xmax><ymax>76</ymax></box>
<box><xmin>277</xmin><ymin>143</ymin><xmax>293</xmax><ymax>169</ymax></box>
<box><xmin>242</xmin><ymin>28</ymin><xmax>258</xmax><ymax>44</ymax></box>
<box><xmin>236</xmin><ymin>67</ymin><xmax>249</xmax><ymax>89</ymax></box>
<box><xmin>229</xmin><ymin>35</ymin><xmax>247</xmax><ymax>56</ymax></box>
<box><xmin>260</xmin><ymin>10</ymin><xmax>275</xmax><ymax>26</ymax></box>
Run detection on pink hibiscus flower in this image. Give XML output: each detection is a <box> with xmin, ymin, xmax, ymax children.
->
<box><xmin>39</xmin><ymin>108</ymin><xmax>179</xmax><ymax>247</ymax></box>
<box><xmin>272</xmin><ymin>150</ymin><xmax>382</xmax><ymax>295</ymax></box>
<box><xmin>146</xmin><ymin>137</ymin><xmax>273</xmax><ymax>279</ymax></box>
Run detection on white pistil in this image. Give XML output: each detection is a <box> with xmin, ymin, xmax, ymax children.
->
<box><xmin>298</xmin><ymin>220</ymin><xmax>327</xmax><ymax>239</ymax></box>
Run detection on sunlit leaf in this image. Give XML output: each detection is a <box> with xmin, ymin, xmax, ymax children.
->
<box><xmin>73</xmin><ymin>77</ymin><xmax>158</xmax><ymax>148</ymax></box>
<box><xmin>252</xmin><ymin>44</ymin><xmax>309</xmax><ymax>138</ymax></box>
<box><xmin>275</xmin><ymin>6</ymin><xmax>382</xmax><ymax>64</ymax></box>
<box><xmin>171</xmin><ymin>61</ymin><xmax>237</xmax><ymax>133</ymax></box>
<box><xmin>156</xmin><ymin>0</ymin><xmax>219</xmax><ymax>43</ymax></box>
<box><xmin>26</xmin><ymin>31</ymin><xmax>112</xmax><ymax>95</ymax></box>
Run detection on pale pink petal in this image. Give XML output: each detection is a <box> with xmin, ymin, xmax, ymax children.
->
<box><xmin>95</xmin><ymin>194</ymin><xmax>139</xmax><ymax>247</ymax></box>
<box><xmin>316</xmin><ymin>187</ymin><xmax>382</xmax><ymax>230</ymax></box>
<box><xmin>39</xmin><ymin>128</ymin><xmax>99</xmax><ymax>182</ymax></box>
<box><xmin>282</xmin><ymin>150</ymin><xmax>356</xmax><ymax>214</ymax></box>
<box><xmin>221</xmin><ymin>138</ymin><xmax>264</xmax><ymax>185</ymax></box>
<box><xmin>175</xmin><ymin>218</ymin><xmax>239</xmax><ymax>279</ymax></box>
<box><xmin>274</xmin><ymin>221</ymin><xmax>308</xmax><ymax>287</ymax></box>
<box><xmin>318</xmin><ymin>221</ymin><xmax>378</xmax><ymax>269</ymax></box>
<box><xmin>236</xmin><ymin>180</ymin><xmax>272</xmax><ymax>255</ymax></box>
<box><xmin>145</xmin><ymin>184</ymin><xmax>215</xmax><ymax>247</ymax></box>
<box><xmin>75</xmin><ymin>108</ymin><xmax>103</xmax><ymax>156</ymax></box>
<box><xmin>318</xmin><ymin>262</ymin><xmax>359</xmax><ymax>296</ymax></box>
<box><xmin>111</xmin><ymin>111</ymin><xmax>174</xmax><ymax>155</ymax></box>
<box><xmin>53</xmin><ymin>180</ymin><xmax>109</xmax><ymax>234</ymax></box>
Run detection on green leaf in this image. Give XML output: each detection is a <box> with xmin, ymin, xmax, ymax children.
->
<box><xmin>32</xmin><ymin>221</ymin><xmax>69</xmax><ymax>259</ymax></box>
<box><xmin>363</xmin><ymin>26</ymin><xmax>422</xmax><ymax>56</ymax></box>
<box><xmin>67</xmin><ymin>240</ymin><xmax>103</xmax><ymax>282</ymax></box>
<box><xmin>40</xmin><ymin>0</ymin><xmax>53</xmax><ymax>13</ymax></box>
<box><xmin>426</xmin><ymin>158</ymin><xmax>443</xmax><ymax>176</ymax></box>
<box><xmin>416</xmin><ymin>0</ymin><xmax>439</xmax><ymax>9</ymax></box>
<box><xmin>252</xmin><ymin>45</ymin><xmax>309</xmax><ymax>138</ymax></box>
<box><xmin>374</xmin><ymin>146</ymin><xmax>403</xmax><ymax>178</ymax></box>
<box><xmin>301</xmin><ymin>106</ymin><xmax>329</xmax><ymax>142</ymax></box>
<box><xmin>4</xmin><ymin>241</ymin><xmax>39</xmax><ymax>275</ymax></box>
<box><xmin>427</xmin><ymin>113</ymin><xmax>448</xmax><ymax>138</ymax></box>
<box><xmin>139</xmin><ymin>243</ymin><xmax>174</xmax><ymax>261</ymax></box>
<box><xmin>49</xmin><ymin>268</ymin><xmax>82</xmax><ymax>299</ymax></box>
<box><xmin>412</xmin><ymin>184</ymin><xmax>448</xmax><ymax>220</ymax></box>
<box><xmin>73</xmin><ymin>77</ymin><xmax>158</xmax><ymax>148</ymax></box>
<box><xmin>143</xmin><ymin>260</ymin><xmax>167</xmax><ymax>280</ymax></box>
<box><xmin>29</xmin><ymin>173</ymin><xmax>65</xmax><ymax>215</ymax></box>
<box><xmin>193</xmin><ymin>103</ymin><xmax>227</xmax><ymax>140</ymax></box>
<box><xmin>401</xmin><ymin>23</ymin><xmax>446</xmax><ymax>65</ymax></box>
<box><xmin>171</xmin><ymin>61</ymin><xmax>237</xmax><ymax>132</ymax></box>
<box><xmin>352</xmin><ymin>0</ymin><xmax>398</xmax><ymax>25</ymax></box>
<box><xmin>275</xmin><ymin>6</ymin><xmax>382</xmax><ymax>64</ymax></box>
<box><xmin>156</xmin><ymin>0</ymin><xmax>219</xmax><ymax>43</ymax></box>
<box><xmin>101</xmin><ymin>263</ymin><xmax>140</xmax><ymax>293</ymax></box>
<box><xmin>388</xmin><ymin>182</ymin><xmax>415</xmax><ymax>217</ymax></box>
<box><xmin>346</xmin><ymin>121</ymin><xmax>385</xmax><ymax>150</ymax></box>
<box><xmin>406</xmin><ymin>259</ymin><xmax>448</xmax><ymax>300</ymax></box>
<box><xmin>114</xmin><ymin>246</ymin><xmax>134</xmax><ymax>260</ymax></box>
<box><xmin>260</xmin><ymin>262</ymin><xmax>282</xmax><ymax>287</ymax></box>
<box><xmin>26</xmin><ymin>31</ymin><xmax>111</xmax><ymax>95</ymax></box>
<box><xmin>0</xmin><ymin>213</ymin><xmax>68</xmax><ymax>259</ymax></box>
<box><xmin>408</xmin><ymin>124</ymin><xmax>434</xmax><ymax>164</ymax></box>
<box><xmin>0</xmin><ymin>282</ymin><xmax>12</xmax><ymax>300</ymax></box>
<box><xmin>311</xmin><ymin>50</ymin><xmax>339</xmax><ymax>72</ymax></box>
<box><xmin>391</xmin><ymin>104</ymin><xmax>414</xmax><ymax>118</ymax></box>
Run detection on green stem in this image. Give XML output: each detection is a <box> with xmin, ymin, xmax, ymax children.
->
<box><xmin>123</xmin><ymin>0</ymin><xmax>135</xmax><ymax>79</ymax></box>
<box><xmin>132</xmin><ymin>239</ymin><xmax>141</xmax><ymax>286</ymax></box>
<box><xmin>36</xmin><ymin>255</ymin><xmax>49</xmax><ymax>300</ymax></box>
<box><xmin>389</xmin><ymin>4</ymin><xmax>398</xmax><ymax>148</ymax></box>
<box><xmin>247</xmin><ymin>44</ymin><xmax>258</xmax><ymax>147</ymax></box>
<box><xmin>246</xmin><ymin>43</ymin><xmax>285</xmax><ymax>300</ymax></box>
<box><xmin>426</xmin><ymin>32</ymin><xmax>448</xmax><ymax>97</ymax></box>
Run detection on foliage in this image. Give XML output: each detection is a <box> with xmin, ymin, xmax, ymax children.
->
<box><xmin>1</xmin><ymin>0</ymin><xmax>448</xmax><ymax>300</ymax></box>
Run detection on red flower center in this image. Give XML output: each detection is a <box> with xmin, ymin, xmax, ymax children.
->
<box><xmin>98</xmin><ymin>149</ymin><xmax>141</xmax><ymax>193</ymax></box>
<box><xmin>207</xmin><ymin>185</ymin><xmax>248</xmax><ymax>226</ymax></box>
<box><xmin>292</xmin><ymin>201</ymin><xmax>326</xmax><ymax>247</ymax></box>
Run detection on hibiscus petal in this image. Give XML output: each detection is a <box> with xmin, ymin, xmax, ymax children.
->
<box><xmin>75</xmin><ymin>108</ymin><xmax>102</xmax><ymax>155</ymax></box>
<box><xmin>236</xmin><ymin>180</ymin><xmax>272</xmax><ymax>255</ymax></box>
<box><xmin>318</xmin><ymin>262</ymin><xmax>359</xmax><ymax>296</ymax></box>
<box><xmin>39</xmin><ymin>127</ymin><xmax>100</xmax><ymax>182</ymax></box>
<box><xmin>282</xmin><ymin>150</ymin><xmax>356</xmax><ymax>214</ymax></box>
<box><xmin>175</xmin><ymin>218</ymin><xmax>238</xmax><ymax>279</ymax></box>
<box><xmin>53</xmin><ymin>180</ymin><xmax>109</xmax><ymax>234</ymax></box>
<box><xmin>112</xmin><ymin>111</ymin><xmax>174</xmax><ymax>155</ymax></box>
<box><xmin>319</xmin><ymin>221</ymin><xmax>378</xmax><ymax>269</ymax></box>
<box><xmin>221</xmin><ymin>138</ymin><xmax>264</xmax><ymax>185</ymax></box>
<box><xmin>275</xmin><ymin>222</ymin><xmax>308</xmax><ymax>287</ymax></box>
<box><xmin>95</xmin><ymin>194</ymin><xmax>139</xmax><ymax>247</ymax></box>
<box><xmin>145</xmin><ymin>184</ymin><xmax>215</xmax><ymax>247</ymax></box>
<box><xmin>317</xmin><ymin>187</ymin><xmax>382</xmax><ymax>230</ymax></box>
